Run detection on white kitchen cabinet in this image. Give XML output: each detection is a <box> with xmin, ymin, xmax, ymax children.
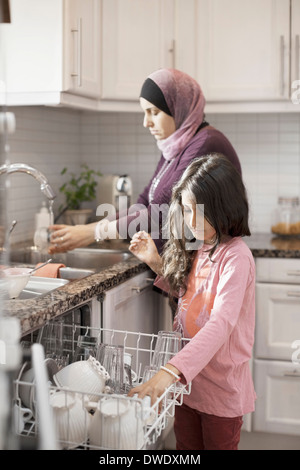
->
<box><xmin>253</xmin><ymin>359</ymin><xmax>300</xmax><ymax>436</ymax></box>
<box><xmin>254</xmin><ymin>257</ymin><xmax>300</xmax><ymax>436</ymax></box>
<box><xmin>174</xmin><ymin>0</ymin><xmax>300</xmax><ymax>113</ymax></box>
<box><xmin>63</xmin><ymin>0</ymin><xmax>101</xmax><ymax>99</ymax></box>
<box><xmin>1</xmin><ymin>0</ymin><xmax>101</xmax><ymax>108</ymax></box>
<box><xmin>101</xmin><ymin>0</ymin><xmax>175</xmax><ymax>102</ymax></box>
<box><xmin>291</xmin><ymin>0</ymin><xmax>300</xmax><ymax>86</ymax></box>
<box><xmin>177</xmin><ymin>0</ymin><xmax>290</xmax><ymax>102</ymax></box>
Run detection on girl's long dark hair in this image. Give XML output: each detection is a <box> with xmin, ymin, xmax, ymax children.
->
<box><xmin>162</xmin><ymin>153</ymin><xmax>251</xmax><ymax>298</ymax></box>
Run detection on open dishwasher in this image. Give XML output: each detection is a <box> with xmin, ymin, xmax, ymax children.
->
<box><xmin>14</xmin><ymin>321</ymin><xmax>191</xmax><ymax>451</ymax></box>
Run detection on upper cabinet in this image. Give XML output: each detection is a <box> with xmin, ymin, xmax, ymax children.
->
<box><xmin>1</xmin><ymin>0</ymin><xmax>299</xmax><ymax>112</ymax></box>
<box><xmin>101</xmin><ymin>0</ymin><xmax>174</xmax><ymax>101</ymax></box>
<box><xmin>0</xmin><ymin>0</ymin><xmax>101</xmax><ymax>108</ymax></box>
<box><xmin>63</xmin><ymin>0</ymin><xmax>101</xmax><ymax>99</ymax></box>
<box><xmin>291</xmin><ymin>0</ymin><xmax>300</xmax><ymax>86</ymax></box>
<box><xmin>175</xmin><ymin>0</ymin><xmax>299</xmax><ymax>112</ymax></box>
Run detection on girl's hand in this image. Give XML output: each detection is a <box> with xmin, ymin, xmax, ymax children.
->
<box><xmin>129</xmin><ymin>231</ymin><xmax>163</xmax><ymax>275</ymax></box>
<box><xmin>127</xmin><ymin>366</ymin><xmax>180</xmax><ymax>406</ymax></box>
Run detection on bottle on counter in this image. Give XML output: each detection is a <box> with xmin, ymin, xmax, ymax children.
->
<box><xmin>271</xmin><ymin>196</ymin><xmax>300</xmax><ymax>237</ymax></box>
<box><xmin>34</xmin><ymin>202</ymin><xmax>52</xmax><ymax>250</ymax></box>
<box><xmin>35</xmin><ymin>202</ymin><xmax>51</xmax><ymax>232</ymax></box>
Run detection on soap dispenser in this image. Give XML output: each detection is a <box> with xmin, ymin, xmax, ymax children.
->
<box><xmin>35</xmin><ymin>202</ymin><xmax>51</xmax><ymax>231</ymax></box>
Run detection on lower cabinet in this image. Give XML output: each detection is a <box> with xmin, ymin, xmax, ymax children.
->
<box><xmin>253</xmin><ymin>257</ymin><xmax>300</xmax><ymax>437</ymax></box>
<box><xmin>253</xmin><ymin>359</ymin><xmax>300</xmax><ymax>436</ymax></box>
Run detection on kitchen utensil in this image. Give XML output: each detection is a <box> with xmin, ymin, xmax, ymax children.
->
<box><xmin>8</xmin><ymin>220</ymin><xmax>17</xmax><ymax>237</ymax></box>
<box><xmin>73</xmin><ymin>335</ymin><xmax>98</xmax><ymax>362</ymax></box>
<box><xmin>151</xmin><ymin>331</ymin><xmax>182</xmax><ymax>369</ymax></box>
<box><xmin>124</xmin><ymin>352</ymin><xmax>138</xmax><ymax>389</ymax></box>
<box><xmin>28</xmin><ymin>258</ymin><xmax>52</xmax><ymax>274</ymax></box>
<box><xmin>49</xmin><ymin>390</ymin><xmax>90</xmax><ymax>449</ymax></box>
<box><xmin>142</xmin><ymin>365</ymin><xmax>159</xmax><ymax>383</ymax></box>
<box><xmin>88</xmin><ymin>396</ymin><xmax>144</xmax><ymax>450</ymax></box>
<box><xmin>53</xmin><ymin>356</ymin><xmax>109</xmax><ymax>401</ymax></box>
<box><xmin>37</xmin><ymin>321</ymin><xmax>70</xmax><ymax>369</ymax></box>
<box><xmin>96</xmin><ymin>344</ymin><xmax>124</xmax><ymax>394</ymax></box>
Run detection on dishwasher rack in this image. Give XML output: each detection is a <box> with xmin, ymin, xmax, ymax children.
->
<box><xmin>14</xmin><ymin>324</ymin><xmax>191</xmax><ymax>450</ymax></box>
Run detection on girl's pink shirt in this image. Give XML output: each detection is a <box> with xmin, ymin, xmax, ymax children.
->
<box><xmin>155</xmin><ymin>237</ymin><xmax>256</xmax><ymax>417</ymax></box>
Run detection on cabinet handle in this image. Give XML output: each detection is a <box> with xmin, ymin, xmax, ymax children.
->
<box><xmin>287</xmin><ymin>270</ymin><xmax>300</xmax><ymax>276</ymax></box>
<box><xmin>280</xmin><ymin>35</ymin><xmax>285</xmax><ymax>96</ymax></box>
<box><xmin>283</xmin><ymin>371</ymin><xmax>300</xmax><ymax>378</ymax></box>
<box><xmin>71</xmin><ymin>18</ymin><xmax>82</xmax><ymax>87</ymax></box>
<box><xmin>131</xmin><ymin>278</ymin><xmax>154</xmax><ymax>294</ymax></box>
<box><xmin>296</xmin><ymin>35</ymin><xmax>300</xmax><ymax>81</ymax></box>
<box><xmin>287</xmin><ymin>291</ymin><xmax>300</xmax><ymax>297</ymax></box>
<box><xmin>168</xmin><ymin>39</ymin><xmax>176</xmax><ymax>68</ymax></box>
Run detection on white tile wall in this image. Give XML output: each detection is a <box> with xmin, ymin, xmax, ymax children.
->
<box><xmin>3</xmin><ymin>106</ymin><xmax>300</xmax><ymax>243</ymax></box>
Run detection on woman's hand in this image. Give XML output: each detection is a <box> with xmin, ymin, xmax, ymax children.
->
<box><xmin>48</xmin><ymin>223</ymin><xmax>96</xmax><ymax>253</ymax></box>
<box><xmin>129</xmin><ymin>231</ymin><xmax>163</xmax><ymax>275</ymax></box>
<box><xmin>127</xmin><ymin>365</ymin><xmax>180</xmax><ymax>406</ymax></box>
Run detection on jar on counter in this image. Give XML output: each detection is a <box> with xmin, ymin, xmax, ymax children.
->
<box><xmin>271</xmin><ymin>197</ymin><xmax>300</xmax><ymax>237</ymax></box>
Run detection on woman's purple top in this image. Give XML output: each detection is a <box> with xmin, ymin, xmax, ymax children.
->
<box><xmin>117</xmin><ymin>126</ymin><xmax>241</xmax><ymax>252</ymax></box>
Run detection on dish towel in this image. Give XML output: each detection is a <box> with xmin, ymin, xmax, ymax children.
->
<box><xmin>33</xmin><ymin>263</ymin><xmax>66</xmax><ymax>278</ymax></box>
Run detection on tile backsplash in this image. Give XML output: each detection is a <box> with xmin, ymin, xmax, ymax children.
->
<box><xmin>3</xmin><ymin>106</ymin><xmax>300</xmax><ymax>244</ymax></box>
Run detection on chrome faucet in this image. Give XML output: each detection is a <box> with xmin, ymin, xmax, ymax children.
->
<box><xmin>0</xmin><ymin>163</ymin><xmax>56</xmax><ymax>200</ymax></box>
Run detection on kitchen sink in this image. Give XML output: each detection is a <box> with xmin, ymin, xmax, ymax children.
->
<box><xmin>9</xmin><ymin>246</ymin><xmax>133</xmax><ymax>280</ymax></box>
<box><xmin>18</xmin><ymin>276</ymin><xmax>69</xmax><ymax>299</ymax></box>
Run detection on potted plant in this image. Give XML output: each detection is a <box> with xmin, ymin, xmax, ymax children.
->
<box><xmin>57</xmin><ymin>164</ymin><xmax>102</xmax><ymax>225</ymax></box>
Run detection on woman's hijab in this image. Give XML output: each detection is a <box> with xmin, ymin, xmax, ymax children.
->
<box><xmin>140</xmin><ymin>68</ymin><xmax>206</xmax><ymax>161</ymax></box>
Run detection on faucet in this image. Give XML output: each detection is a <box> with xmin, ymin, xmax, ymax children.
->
<box><xmin>0</xmin><ymin>163</ymin><xmax>56</xmax><ymax>200</ymax></box>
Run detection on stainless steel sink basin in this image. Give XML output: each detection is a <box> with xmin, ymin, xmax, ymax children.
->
<box><xmin>9</xmin><ymin>247</ymin><xmax>133</xmax><ymax>280</ymax></box>
<box><xmin>10</xmin><ymin>276</ymin><xmax>69</xmax><ymax>300</ymax></box>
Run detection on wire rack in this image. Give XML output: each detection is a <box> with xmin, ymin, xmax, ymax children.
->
<box><xmin>14</xmin><ymin>323</ymin><xmax>191</xmax><ymax>450</ymax></box>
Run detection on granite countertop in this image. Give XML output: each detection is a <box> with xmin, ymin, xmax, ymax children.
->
<box><xmin>245</xmin><ymin>232</ymin><xmax>300</xmax><ymax>259</ymax></box>
<box><xmin>2</xmin><ymin>232</ymin><xmax>300</xmax><ymax>337</ymax></box>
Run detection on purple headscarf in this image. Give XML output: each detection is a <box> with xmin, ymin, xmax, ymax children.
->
<box><xmin>143</xmin><ymin>69</ymin><xmax>206</xmax><ymax>161</ymax></box>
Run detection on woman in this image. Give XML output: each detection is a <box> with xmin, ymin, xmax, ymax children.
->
<box><xmin>48</xmin><ymin>68</ymin><xmax>241</xmax><ymax>254</ymax></box>
<box><xmin>128</xmin><ymin>154</ymin><xmax>256</xmax><ymax>450</ymax></box>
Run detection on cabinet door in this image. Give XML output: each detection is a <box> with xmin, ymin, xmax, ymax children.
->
<box><xmin>186</xmin><ymin>0</ymin><xmax>290</xmax><ymax>101</ymax></box>
<box><xmin>255</xmin><ymin>282</ymin><xmax>300</xmax><ymax>360</ymax></box>
<box><xmin>1</xmin><ymin>0</ymin><xmax>63</xmax><ymax>97</ymax></box>
<box><xmin>101</xmin><ymin>0</ymin><xmax>174</xmax><ymax>100</ymax></box>
<box><xmin>256</xmin><ymin>258</ymin><xmax>300</xmax><ymax>285</ymax></box>
<box><xmin>291</xmin><ymin>0</ymin><xmax>300</xmax><ymax>86</ymax></box>
<box><xmin>101</xmin><ymin>271</ymin><xmax>159</xmax><ymax>371</ymax></box>
<box><xmin>253</xmin><ymin>359</ymin><xmax>300</xmax><ymax>436</ymax></box>
<box><xmin>64</xmin><ymin>0</ymin><xmax>101</xmax><ymax>98</ymax></box>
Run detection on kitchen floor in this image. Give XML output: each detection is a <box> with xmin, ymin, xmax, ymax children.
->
<box><xmin>163</xmin><ymin>427</ymin><xmax>300</xmax><ymax>450</ymax></box>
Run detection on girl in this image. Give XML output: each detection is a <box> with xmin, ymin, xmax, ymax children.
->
<box><xmin>128</xmin><ymin>153</ymin><xmax>256</xmax><ymax>451</ymax></box>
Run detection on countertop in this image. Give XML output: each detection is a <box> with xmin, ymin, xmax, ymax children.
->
<box><xmin>2</xmin><ymin>232</ymin><xmax>300</xmax><ymax>336</ymax></box>
<box><xmin>245</xmin><ymin>232</ymin><xmax>300</xmax><ymax>259</ymax></box>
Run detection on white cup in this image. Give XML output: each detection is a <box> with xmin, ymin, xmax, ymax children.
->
<box><xmin>49</xmin><ymin>390</ymin><xmax>90</xmax><ymax>449</ymax></box>
<box><xmin>88</xmin><ymin>396</ymin><xmax>144</xmax><ymax>450</ymax></box>
<box><xmin>53</xmin><ymin>356</ymin><xmax>109</xmax><ymax>401</ymax></box>
<box><xmin>13</xmin><ymin>402</ymin><xmax>33</xmax><ymax>434</ymax></box>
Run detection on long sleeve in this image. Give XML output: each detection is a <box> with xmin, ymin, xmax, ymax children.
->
<box><xmin>167</xmin><ymin>238</ymin><xmax>256</xmax><ymax>417</ymax></box>
<box><xmin>168</xmin><ymin>251</ymin><xmax>254</xmax><ymax>383</ymax></box>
